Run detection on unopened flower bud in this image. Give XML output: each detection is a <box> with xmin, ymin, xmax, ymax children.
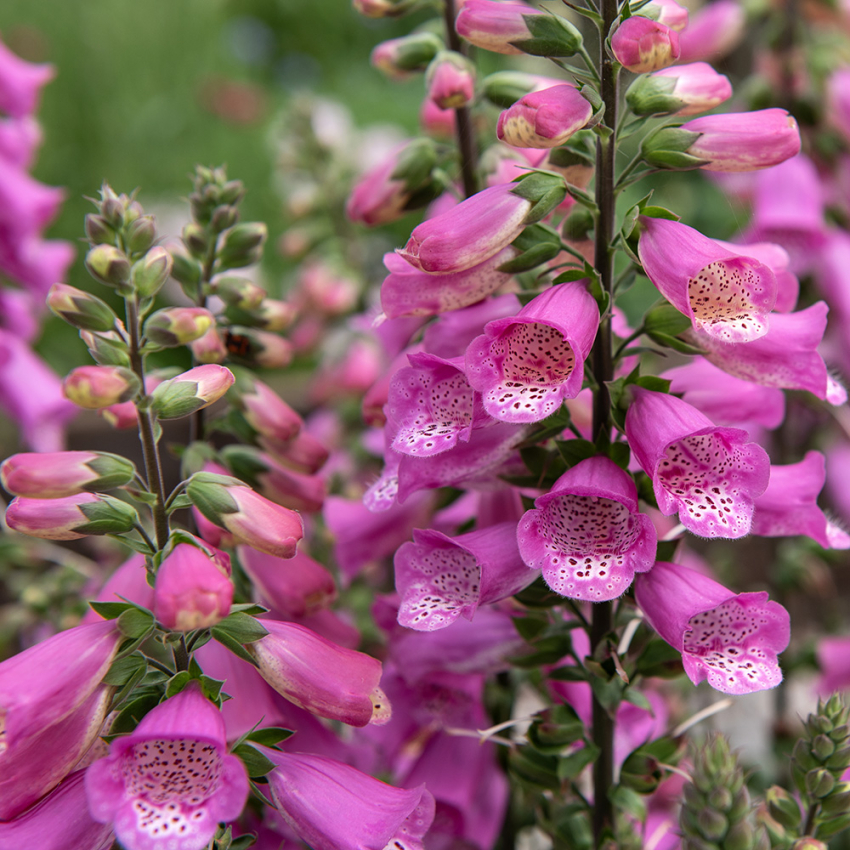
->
<box><xmin>190</xmin><ymin>326</ymin><xmax>228</xmax><ymax>364</ymax></box>
<box><xmin>806</xmin><ymin>767</ymin><xmax>836</xmax><ymax>798</ymax></box>
<box><xmin>219</xmin><ymin>179</ymin><xmax>245</xmax><ymax>205</ymax></box>
<box><xmin>154</xmin><ymin>541</ymin><xmax>233</xmax><ymax>631</ymax></box>
<box><xmin>211</xmin><ymin>204</ymin><xmax>238</xmax><ymax>233</ymax></box>
<box><xmin>426</xmin><ymin>51</ymin><xmax>475</xmax><ymax>109</ymax></box>
<box><xmin>47</xmin><ymin>283</ymin><xmax>117</xmax><ymax>333</ymax></box>
<box><xmin>642</xmin><ymin>0</ymin><xmax>689</xmax><ymax>30</ymax></box>
<box><xmin>252</xmin><ymin>299</ymin><xmax>296</xmax><ymax>332</ymax></box>
<box><xmin>79</xmin><ymin>328</ymin><xmax>131</xmax><ymax>368</ymax></box>
<box><xmin>234</xmin><ymin>377</ymin><xmax>304</xmax><ymax>448</ymax></box>
<box><xmin>353</xmin><ymin>0</ymin><xmax>418</xmax><ymax>17</ymax></box>
<box><xmin>6</xmin><ymin>492</ymin><xmax>138</xmax><ymax>540</ymax></box>
<box><xmin>497</xmin><ymin>84</ymin><xmax>593</xmax><ymax>148</ymax></box>
<box><xmin>150</xmin><ymin>364</ymin><xmax>235</xmax><ymax>419</ymax></box>
<box><xmin>791</xmin><ymin>841</ymin><xmax>827</xmax><ymax>850</ymax></box>
<box><xmin>1</xmin><ymin>451</ymin><xmax>136</xmax><ymax>499</ymax></box>
<box><xmin>63</xmin><ymin>366</ymin><xmax>140</xmax><ymax>409</ymax></box>
<box><xmin>210</xmin><ymin>275</ymin><xmax>266</xmax><ymax>309</ymax></box>
<box><xmin>371</xmin><ymin>32</ymin><xmax>443</xmax><ymax>79</ymax></box>
<box><xmin>218</xmin><ymin>222</ymin><xmax>267</xmax><ymax>269</ymax></box>
<box><xmin>85</xmin><ymin>244</ymin><xmax>131</xmax><ymax>289</ymax></box>
<box><xmin>169</xmin><ymin>245</ymin><xmax>202</xmax><ymax>292</ymax></box>
<box><xmin>765</xmin><ymin>786</ymin><xmax>802</xmax><ymax>830</ymax></box>
<box><xmin>131</xmin><ymin>246</ymin><xmax>173</xmax><ymax>297</ymax></box>
<box><xmin>182</xmin><ymin>222</ymin><xmax>209</xmax><ymax>258</ymax></box>
<box><xmin>144</xmin><ymin>307</ymin><xmax>214</xmax><ymax>347</ymax></box>
<box><xmin>225</xmin><ymin>327</ymin><xmax>293</xmax><ymax>369</ymax></box>
<box><xmin>611</xmin><ymin>16</ymin><xmax>680</xmax><ymax>74</ymax></box>
<box><xmin>125</xmin><ymin>215</ymin><xmax>157</xmax><ymax>255</ymax></box>
<box><xmin>84</xmin><ymin>214</ymin><xmax>115</xmax><ymax>245</ymax></box>
<box><xmin>626</xmin><ymin>62</ymin><xmax>732</xmax><ymax>117</ymax></box>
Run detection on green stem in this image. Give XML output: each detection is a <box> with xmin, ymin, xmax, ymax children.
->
<box><xmin>133</xmin><ymin>522</ymin><xmax>157</xmax><ymax>553</ymax></box>
<box><xmin>173</xmin><ymin>634</ymin><xmax>191</xmax><ymax>672</ymax></box>
<box><xmin>189</xmin><ymin>236</ymin><xmax>219</xmax><ymax>445</ymax></box>
<box><xmin>803</xmin><ymin>801</ymin><xmax>819</xmax><ymax>837</ymax></box>
<box><xmin>126</xmin><ymin>296</ymin><xmax>169</xmax><ymax>550</ymax></box>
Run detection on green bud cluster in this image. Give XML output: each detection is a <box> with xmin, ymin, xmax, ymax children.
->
<box><xmin>680</xmin><ymin>734</ymin><xmax>768</xmax><ymax>850</ymax></box>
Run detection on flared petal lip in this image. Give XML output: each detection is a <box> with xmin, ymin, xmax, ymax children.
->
<box><xmin>535</xmin><ymin>481</ymin><xmax>638</xmax><ymax>513</ymax></box>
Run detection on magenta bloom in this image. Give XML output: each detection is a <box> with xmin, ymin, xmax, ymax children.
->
<box><xmin>611</xmin><ymin>16</ymin><xmax>680</xmax><ymax>73</ymax></box>
<box><xmin>497</xmin><ymin>84</ymin><xmax>593</xmax><ymax>148</ymax></box>
<box><xmin>635</xmin><ymin>561</ymin><xmax>790</xmax><ymax>694</ymax></box>
<box><xmin>638</xmin><ymin>217</ymin><xmax>776</xmax><ymax>343</ymax></box>
<box><xmin>248</xmin><ymin>619</ymin><xmax>390</xmax><ymax>726</ymax></box>
<box><xmin>465</xmin><ymin>282</ymin><xmax>598</xmax><ymax>423</ymax></box>
<box><xmin>681</xmin><ymin>109</ymin><xmax>801</xmax><ymax>172</ymax></box>
<box><xmin>422</xmin><ymin>293</ymin><xmax>521</xmax><ymax>358</ymax></box>
<box><xmin>85</xmin><ymin>683</ymin><xmax>249</xmax><ymax>850</ymax></box>
<box><xmin>456</xmin><ymin>0</ymin><xmax>549</xmax><ymax>54</ymax></box>
<box><xmin>817</xmin><ymin>636</ymin><xmax>850</xmax><ymax>695</ymax></box>
<box><xmin>752</xmin><ymin>451</ymin><xmax>850</xmax><ymax>549</ymax></box>
<box><xmin>625</xmin><ymin>387</ymin><xmax>770</xmax><ymax>538</ymax></box>
<box><xmin>0</xmin><ymin>38</ymin><xmax>54</xmax><ymax>117</ymax></box>
<box><xmin>518</xmin><ymin>456</ymin><xmax>657</xmax><ymax>601</ymax></box>
<box><xmin>0</xmin><ymin>620</ymin><xmax>121</xmax><ymax>819</ymax></box>
<box><xmin>387</xmin><ymin>352</ymin><xmax>490</xmax><ymax>457</ymax></box>
<box><xmin>712</xmin><ymin>238</ymin><xmax>799</xmax><ymax>313</ymax></box>
<box><xmin>398</xmin><ymin>183</ymin><xmax>533</xmax><ymax>274</ymax></box>
<box><xmin>380</xmin><ymin>247</ymin><xmax>517</xmax><ymax>319</ymax></box>
<box><xmin>677</xmin><ymin>0</ymin><xmax>745</xmax><ymax>63</ymax></box>
<box><xmin>0</xmin><ymin>158</ymin><xmax>64</xmax><ymax>236</ymax></box>
<box><xmin>267</xmin><ymin>752</ymin><xmax>435</xmax><ymax>850</ymax></box>
<box><xmin>154</xmin><ymin>542</ymin><xmax>234</xmax><ymax>631</ymax></box>
<box><xmin>395</xmin><ymin>521</ymin><xmax>536</xmax><ymax>631</ymax></box>
<box><xmin>237</xmin><ymin>377</ymin><xmax>303</xmax><ymax>451</ymax></box>
<box><xmin>0</xmin><ymin>770</ymin><xmax>114</xmax><ymax>850</ymax></box>
<box><xmin>688</xmin><ymin>301</ymin><xmax>847</xmax><ymax>405</ymax></box>
<box><xmin>0</xmin><ymin>115</ymin><xmax>42</xmax><ymax>169</ymax></box>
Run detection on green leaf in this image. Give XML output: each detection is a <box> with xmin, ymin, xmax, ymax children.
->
<box><xmin>640</xmin><ymin>205</ymin><xmax>679</xmax><ymax>220</ymax></box>
<box><xmin>635</xmin><ymin>638</ymin><xmax>684</xmax><ymax>679</ymax></box>
<box><xmin>126</xmin><ymin>488</ymin><xmax>159</xmax><ymax>505</ymax></box>
<box><xmin>166</xmin><ymin>671</ymin><xmax>193</xmax><ymax>697</ymax></box>
<box><xmin>590</xmin><ymin>675</ymin><xmax>623</xmax><ymax>715</ymax></box>
<box><xmin>89</xmin><ymin>600</ymin><xmax>133</xmax><ymax>620</ymax></box>
<box><xmin>646</xmin><ymin>331</ymin><xmax>704</xmax><ymax>355</ymax></box>
<box><xmin>609</xmin><ymin>785</ymin><xmax>647</xmax><ymax>819</ymax></box>
<box><xmin>643</xmin><ymin>301</ymin><xmax>691</xmax><ymax>336</ymax></box>
<box><xmin>229</xmin><ymin>836</ymin><xmax>258</xmax><ymax>850</ymax></box>
<box><xmin>528</xmin><ymin>705</ymin><xmax>586</xmax><ymax>754</ymax></box>
<box><xmin>200</xmin><ymin>675</ymin><xmax>226</xmax><ymax>702</ymax></box>
<box><xmin>214</xmin><ymin>612</ymin><xmax>269</xmax><ymax>644</ymax></box>
<box><xmin>514</xmin><ymin>576</ymin><xmax>565</xmax><ymax>608</ymax></box>
<box><xmin>167</xmin><ymin>494</ymin><xmax>193</xmax><ymax>512</ymax></box>
<box><xmin>552</xmin><ymin>269</ymin><xmax>591</xmax><ymax>285</ymax></box>
<box><xmin>103</xmin><ymin>653</ymin><xmax>148</xmax><ymax>686</ymax></box>
<box><xmin>212</xmin><ymin>627</ymin><xmax>260</xmax><ymax>667</ymax></box>
<box><xmin>655</xmin><ymin>539</ymin><xmax>680</xmax><ymax>562</ymax></box>
<box><xmin>233</xmin><ymin>743</ymin><xmax>276</xmax><ymax>779</ymax></box>
<box><xmin>635</xmin><ymin>376</ymin><xmax>670</xmax><ymax>393</ymax></box>
<box><xmin>118</xmin><ymin>607</ymin><xmax>156</xmax><ymax>639</ymax></box>
<box><xmin>514</xmin><ymin>615</ymin><xmax>549</xmax><ymax>642</ymax></box>
<box><xmin>510</xmin><ymin>634</ymin><xmax>573</xmax><ymax>667</ymax></box>
<box><xmin>244</xmin><ymin>727</ymin><xmax>295</xmax><ymax>748</ymax></box>
<box><xmin>608</xmin><ymin>442</ymin><xmax>630</xmax><ymax>470</ymax></box>
<box><xmin>509</xmin><ymin>747</ymin><xmax>561</xmax><ymax>790</ymax></box>
<box><xmin>555</xmin><ymin>439</ymin><xmax>597</xmax><ymax>467</ymax></box>
<box><xmin>548</xmin><ymin>665</ymin><xmax>588</xmax><ymax>682</ymax></box>
<box><xmin>108</xmin><ymin>693</ymin><xmax>161</xmax><ymax>737</ymax></box>
<box><xmin>622</xmin><ymin>686</ymin><xmax>652</xmax><ymax>712</ymax></box>
<box><xmin>557</xmin><ymin>741</ymin><xmax>600</xmax><ymax>780</ymax></box>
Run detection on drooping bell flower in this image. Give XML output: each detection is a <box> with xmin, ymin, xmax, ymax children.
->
<box><xmin>6</xmin><ymin>491</ymin><xmax>138</xmax><ymax>540</ymax></box>
<box><xmin>0</xmin><ymin>114</ymin><xmax>42</xmax><ymax>169</ymax></box>
<box><xmin>751</xmin><ymin>451</ymin><xmax>850</xmax><ymax>549</ymax></box>
<box><xmin>465</xmin><ymin>282</ymin><xmax>599</xmax><ymax>423</ymax></box>
<box><xmin>370</xmin><ymin>32</ymin><xmax>443</xmax><ymax>80</ymax></box>
<box><xmin>0</xmin><ymin>619</ymin><xmax>122</xmax><ymax>819</ymax></box>
<box><xmin>635</xmin><ymin>561</ymin><xmax>790</xmax><ymax>694</ymax></box>
<box><xmin>0</xmin><ymin>770</ymin><xmax>114</xmax><ymax>850</ymax></box>
<box><xmin>0</xmin><ymin>38</ymin><xmax>54</xmax><ymax>117</ymax></box>
<box><xmin>611</xmin><ymin>16</ymin><xmax>680</xmax><ymax>73</ymax></box>
<box><xmin>1</xmin><ymin>449</ymin><xmax>135</xmax><ymax>498</ymax></box>
<box><xmin>677</xmin><ymin>0</ymin><xmax>745</xmax><ymax>63</ymax></box>
<box><xmin>815</xmin><ymin>229</ymin><xmax>850</xmax><ymax>323</ymax></box>
<box><xmin>497</xmin><ymin>84</ymin><xmax>593</xmax><ymax>148</ymax></box>
<box><xmin>712</xmin><ymin>237</ymin><xmax>799</xmax><ymax>313</ymax></box>
<box><xmin>380</xmin><ymin>247</ymin><xmax>517</xmax><ymax>319</ymax></box>
<box><xmin>0</xmin><ymin>159</ymin><xmax>64</xmax><ymax>236</ymax></box>
<box><xmin>638</xmin><ymin>216</ymin><xmax>777</xmax><ymax>343</ymax></box>
<box><xmin>518</xmin><ymin>456</ymin><xmax>657</xmax><ymax>601</ymax></box>
<box><xmin>85</xmin><ymin>683</ymin><xmax>249</xmax><ymax>850</ymax></box>
<box><xmin>186</xmin><ymin>472</ymin><xmax>304</xmax><ymax>558</ymax></box>
<box><xmin>625</xmin><ymin>62</ymin><xmax>732</xmax><ymax>117</ymax></box>
<box><xmin>263</xmin><ymin>428</ymin><xmax>330</xmax><ymax>475</ymax></box>
<box><xmin>267</xmin><ymin>752</ymin><xmax>435</xmax><ymax>850</ymax></box>
<box><xmin>247</xmin><ymin>620</ymin><xmax>391</xmax><ymax>727</ymax></box>
<box><xmin>662</xmin><ymin>358</ymin><xmax>785</xmax><ymax>431</ymax></box>
<box><xmin>687</xmin><ymin>301</ymin><xmax>847</xmax><ymax>405</ymax></box>
<box><xmin>231</xmin><ymin>376</ymin><xmax>303</xmax><ymax>450</ymax></box>
<box><xmin>238</xmin><ymin>545</ymin><xmax>337</xmax><ymax>619</ymax></box>
<box><xmin>386</xmin><ymin>352</ymin><xmax>491</xmax><ymax>458</ymax></box>
<box><xmin>154</xmin><ymin>541</ymin><xmax>234</xmax><ymax>631</ymax></box>
<box><xmin>397</xmin><ymin>179</ymin><xmax>563</xmax><ymax>274</ymax></box>
<box><xmin>624</xmin><ymin>387</ymin><xmax>770</xmax><ymax>538</ymax></box>
<box><xmin>395</xmin><ymin>521</ymin><xmax>536</xmax><ymax>631</ymax></box>
<box><xmin>422</xmin><ymin>293</ymin><xmax>521</xmax><ymax>358</ymax></box>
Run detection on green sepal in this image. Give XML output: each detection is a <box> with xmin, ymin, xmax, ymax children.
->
<box><xmin>511</xmin><ymin>172</ymin><xmax>568</xmax><ymax>223</ymax></box>
<box><xmin>509</xmin><ymin>747</ymin><xmax>561</xmax><ymax>790</ymax></box>
<box><xmin>635</xmin><ymin>637</ymin><xmax>684</xmax><ymax>679</ymax></box>
<box><xmin>118</xmin><ymin>606</ymin><xmax>156</xmax><ymax>639</ymax></box>
<box><xmin>89</xmin><ymin>600</ymin><xmax>134</xmax><ymax>620</ymax></box>
<box><xmin>212</xmin><ymin>626</ymin><xmax>260</xmax><ymax>667</ymax></box>
<box><xmin>511</xmin><ymin>12</ymin><xmax>583</xmax><ymax>57</ymax></box>
<box><xmin>500</xmin><ymin>224</ymin><xmax>561</xmax><ymax>273</ymax></box>
<box><xmin>233</xmin><ymin>743</ymin><xmax>276</xmax><ymax>779</ymax></box>
<box><xmin>244</xmin><ymin>727</ymin><xmax>295</xmax><ymax>749</ymax></box>
<box><xmin>528</xmin><ymin>705</ymin><xmax>585</xmax><ymax>754</ymax></box>
<box><xmin>215</xmin><ymin>612</ymin><xmax>270</xmax><ymax>644</ymax></box>
<box><xmin>105</xmin><ymin>692</ymin><xmax>162</xmax><ymax>739</ymax></box>
<box><xmin>509</xmin><ymin>633</ymin><xmax>573</xmax><ymax>667</ymax></box>
<box><xmin>558</xmin><ymin>741</ymin><xmax>600</xmax><ymax>780</ymax></box>
<box><xmin>513</xmin><ymin>576</ymin><xmax>566</xmax><ymax>608</ymax></box>
<box><xmin>556</xmin><ymin>438</ymin><xmax>597</xmax><ymax>467</ymax></box>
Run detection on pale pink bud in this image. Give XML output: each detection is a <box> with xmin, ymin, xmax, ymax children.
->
<box><xmin>426</xmin><ymin>51</ymin><xmax>476</xmax><ymax>109</ymax></box>
<box><xmin>497</xmin><ymin>84</ymin><xmax>593</xmax><ymax>148</ymax></box>
<box><xmin>150</xmin><ymin>364</ymin><xmax>235</xmax><ymax>419</ymax></box>
<box><xmin>189</xmin><ymin>325</ymin><xmax>228</xmax><ymax>363</ymax></box>
<box><xmin>63</xmin><ymin>366</ymin><xmax>140</xmax><ymax>409</ymax></box>
<box><xmin>1</xmin><ymin>450</ymin><xmax>135</xmax><ymax>499</ymax></box>
<box><xmin>143</xmin><ymin>306</ymin><xmax>214</xmax><ymax>347</ymax></box>
<box><xmin>5</xmin><ymin>492</ymin><xmax>138</xmax><ymax>540</ymax></box>
<box><xmin>611</xmin><ymin>16</ymin><xmax>680</xmax><ymax>74</ymax></box>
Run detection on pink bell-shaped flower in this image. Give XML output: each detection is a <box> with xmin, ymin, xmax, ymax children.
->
<box><xmin>267</xmin><ymin>752</ymin><xmax>435</xmax><ymax>850</ymax></box>
<box><xmin>395</xmin><ymin>521</ymin><xmax>536</xmax><ymax>631</ymax></box>
<box><xmin>85</xmin><ymin>683</ymin><xmax>249</xmax><ymax>850</ymax></box>
<box><xmin>518</xmin><ymin>456</ymin><xmax>657</xmax><ymax>601</ymax></box>
<box><xmin>677</xmin><ymin>0</ymin><xmax>745</xmax><ymax>63</ymax></box>
<box><xmin>465</xmin><ymin>282</ymin><xmax>599</xmax><ymax>423</ymax></box>
<box><xmin>712</xmin><ymin>238</ymin><xmax>799</xmax><ymax>313</ymax></box>
<box><xmin>1</xmin><ymin>449</ymin><xmax>135</xmax><ymax>498</ymax></box>
<box><xmin>624</xmin><ymin>387</ymin><xmax>770</xmax><ymax>538</ymax></box>
<box><xmin>635</xmin><ymin>561</ymin><xmax>790</xmax><ymax>694</ymax></box>
<box><xmin>638</xmin><ymin>216</ymin><xmax>777</xmax><ymax>343</ymax></box>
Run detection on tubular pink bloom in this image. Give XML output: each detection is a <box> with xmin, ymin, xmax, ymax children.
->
<box><xmin>638</xmin><ymin>216</ymin><xmax>777</xmax><ymax>343</ymax></box>
<box><xmin>82</xmin><ymin>553</ymin><xmax>155</xmax><ymax>623</ymax></box>
<box><xmin>681</xmin><ymin>109</ymin><xmax>801</xmax><ymax>172</ymax></box>
<box><xmin>611</xmin><ymin>17</ymin><xmax>680</xmax><ymax>73</ymax></box>
<box><xmin>296</xmin><ymin>260</ymin><xmax>359</xmax><ymax>316</ymax></box>
<box><xmin>387</xmin><ymin>352</ymin><xmax>490</xmax><ymax>458</ymax></box>
<box><xmin>627</xmin><ymin>62</ymin><xmax>732</xmax><ymax>117</ymax></box>
<box><xmin>662</xmin><ymin>359</ymin><xmax>785</xmax><ymax>430</ymax></box>
<box><xmin>497</xmin><ymin>84</ymin><xmax>592</xmax><ymax>148</ymax></box>
<box><xmin>189</xmin><ymin>326</ymin><xmax>227</xmax><ymax>364</ymax></box>
<box><xmin>815</xmin><ymin>229</ymin><xmax>850</xmax><ymax>323</ymax></box>
<box><xmin>263</xmin><ymin>428</ymin><xmax>330</xmax><ymax>474</ymax></box>
<box><xmin>85</xmin><ymin>683</ymin><xmax>249</xmax><ymax>850</ymax></box>
<box><xmin>0</xmin><ymin>159</ymin><xmax>64</xmax><ymax>235</ymax></box>
<box><xmin>154</xmin><ymin>542</ymin><xmax>234</xmax><ymax>631</ymax></box>
<box><xmin>751</xmin><ymin>452</ymin><xmax>850</xmax><ymax>549</ymax></box>
<box><xmin>518</xmin><ymin>456</ymin><xmax>657</xmax><ymax>601</ymax></box>
<box><xmin>64</xmin><ymin>365</ymin><xmax>140</xmax><ymax>409</ymax></box>
<box><xmin>6</xmin><ymin>491</ymin><xmax>137</xmax><ymax>540</ymax></box>
<box><xmin>817</xmin><ymin>636</ymin><xmax>850</xmax><ymax>695</ymax></box>
<box><xmin>426</xmin><ymin>51</ymin><xmax>475</xmax><ymax>109</ymax></box>
<box><xmin>827</xmin><ymin>68</ymin><xmax>850</xmax><ymax>145</ymax></box>
<box><xmin>465</xmin><ymin>282</ymin><xmax>600</xmax><ymax>422</ymax></box>
<box><xmin>0</xmin><ymin>115</ymin><xmax>43</xmax><ymax>169</ymax></box>
<box><xmin>397</xmin><ymin>183</ymin><xmax>533</xmax><ymax>274</ymax></box>
<box><xmin>422</xmin><ymin>293</ymin><xmax>521</xmax><ymax>358</ymax></box>
<box><xmin>248</xmin><ymin>620</ymin><xmax>390</xmax><ymax>727</ymax></box>
<box><xmin>363</xmin><ymin>343</ymin><xmax>423</xmax><ymax>428</ymax></box>
<box><xmin>237</xmin><ymin>377</ymin><xmax>303</xmax><ymax>448</ymax></box>
<box><xmin>419</xmin><ymin>96</ymin><xmax>456</xmax><ymax>139</ymax></box>
<box><xmin>456</xmin><ymin>0</ymin><xmax>547</xmax><ymax>54</ymax></box>
<box><xmin>381</xmin><ymin>247</ymin><xmax>517</xmax><ymax>319</ymax></box>
<box><xmin>713</xmin><ymin>238</ymin><xmax>799</xmax><ymax>312</ymax></box>
<box><xmin>267</xmin><ymin>752</ymin><xmax>435</xmax><ymax>850</ymax></box>
<box><xmin>0</xmin><ymin>39</ymin><xmax>54</xmax><ymax>117</ymax></box>
<box><xmin>677</xmin><ymin>0</ymin><xmax>745</xmax><ymax>63</ymax></box>
<box><xmin>635</xmin><ymin>561</ymin><xmax>790</xmax><ymax>694</ymax></box>
<box><xmin>1</xmin><ymin>449</ymin><xmax>135</xmax><ymax>498</ymax></box>
<box><xmin>238</xmin><ymin>545</ymin><xmax>337</xmax><ymax>618</ymax></box>
<box><xmin>687</xmin><ymin>301</ymin><xmax>847</xmax><ymax>404</ymax></box>
<box><xmin>625</xmin><ymin>387</ymin><xmax>770</xmax><ymax>538</ymax></box>
<box><xmin>0</xmin><ymin>233</ymin><xmax>75</xmax><ymax>295</ymax></box>
<box><xmin>253</xmin><ymin>455</ymin><xmax>326</xmax><ymax>513</ymax></box>
<box><xmin>0</xmin><ymin>620</ymin><xmax>122</xmax><ymax>819</ymax></box>
<box><xmin>395</xmin><ymin>521</ymin><xmax>536</xmax><ymax>631</ymax></box>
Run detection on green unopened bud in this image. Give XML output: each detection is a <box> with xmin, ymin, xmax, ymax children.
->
<box><xmin>144</xmin><ymin>307</ymin><xmax>214</xmax><ymax>347</ymax></box>
<box><xmin>211</xmin><ymin>205</ymin><xmax>239</xmax><ymax>233</ymax></box>
<box><xmin>371</xmin><ymin>31</ymin><xmax>443</xmax><ymax>78</ymax></box>
<box><xmin>510</xmin><ymin>171</ymin><xmax>567</xmax><ymax>224</ymax></box>
<box><xmin>512</xmin><ymin>13</ymin><xmax>583</xmax><ymax>58</ymax></box>
<box><xmin>626</xmin><ymin>73</ymin><xmax>683</xmax><ymax>116</ymax></box>
<box><xmin>562</xmin><ymin>206</ymin><xmax>595</xmax><ymax>241</ymax></box>
<box><xmin>132</xmin><ymin>246</ymin><xmax>173</xmax><ymax>297</ymax></box>
<box><xmin>183</xmin><ymin>222</ymin><xmax>210</xmax><ymax>259</ymax></box>
<box><xmin>80</xmin><ymin>329</ymin><xmax>131</xmax><ymax>368</ymax></box>
<box><xmin>85</xmin><ymin>213</ymin><xmax>116</xmax><ymax>245</ymax></box>
<box><xmin>169</xmin><ymin>247</ymin><xmax>202</xmax><ymax>302</ymax></box>
<box><xmin>723</xmin><ymin>821</ymin><xmax>757</xmax><ymax>850</ymax></box>
<box><xmin>813</xmin><ymin>734</ymin><xmax>836</xmax><ymax>762</ymax></box>
<box><xmin>86</xmin><ymin>245</ymin><xmax>131</xmax><ymax>289</ymax></box>
<box><xmin>806</xmin><ymin>767</ymin><xmax>836</xmax><ymax>798</ymax></box>
<box><xmin>100</xmin><ymin>195</ymin><xmax>125</xmax><ymax>229</ymax></box>
<box><xmin>708</xmin><ymin>786</ymin><xmax>733</xmax><ymax>812</ymax></box>
<box><xmin>218</xmin><ymin>222</ymin><xmax>267</xmax><ymax>269</ymax></box>
<box><xmin>766</xmin><ymin>786</ymin><xmax>802</xmax><ymax>830</ymax></box>
<box><xmin>211</xmin><ymin>275</ymin><xmax>266</xmax><ymax>309</ymax></box>
<box><xmin>825</xmin><ymin>744</ymin><xmax>850</xmax><ymax>771</ymax></box>
<box><xmin>794</xmin><ymin>738</ymin><xmax>820</xmax><ymax>772</ymax></box>
<box><xmin>47</xmin><ymin>283</ymin><xmax>117</xmax><ymax>333</ymax></box>
<box><xmin>829</xmin><ymin>723</ymin><xmax>850</xmax><ymax>742</ymax></box>
<box><xmin>820</xmin><ymin>782</ymin><xmax>850</xmax><ymax>817</ymax></box>
<box><xmin>126</xmin><ymin>215</ymin><xmax>157</xmax><ymax>255</ymax></box>
<box><xmin>219</xmin><ymin>179</ymin><xmax>245</xmax><ymax>206</ymax></box>
<box><xmin>641</xmin><ymin>127</ymin><xmax>706</xmax><ymax>170</ymax></box>
<box><xmin>481</xmin><ymin>71</ymin><xmax>542</xmax><ymax>109</ymax></box>
<box><xmin>697</xmin><ymin>809</ymin><xmax>728</xmax><ymax>841</ymax></box>
<box><xmin>151</xmin><ymin>364</ymin><xmax>235</xmax><ymax>420</ymax></box>
<box><xmin>75</xmin><ymin>493</ymin><xmax>139</xmax><ymax>535</ymax></box>
<box><xmin>251</xmin><ymin>299</ymin><xmax>296</xmax><ymax>332</ymax></box>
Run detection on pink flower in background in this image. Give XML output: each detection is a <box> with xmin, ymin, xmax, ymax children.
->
<box><xmin>677</xmin><ymin>0</ymin><xmax>745</xmax><ymax>63</ymax></box>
